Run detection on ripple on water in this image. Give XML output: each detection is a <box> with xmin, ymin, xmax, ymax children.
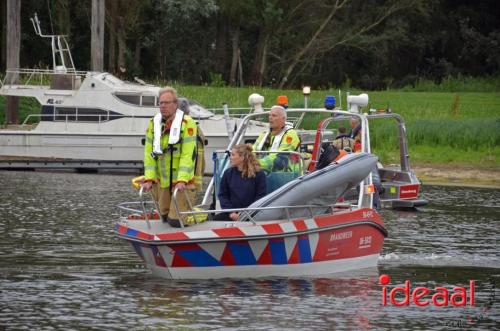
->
<box><xmin>0</xmin><ymin>172</ymin><xmax>499</xmax><ymax>330</ymax></box>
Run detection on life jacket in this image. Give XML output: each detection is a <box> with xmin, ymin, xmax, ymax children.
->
<box><xmin>152</xmin><ymin>109</ymin><xmax>184</xmax><ymax>156</ymax></box>
<box><xmin>316</xmin><ymin>143</ymin><xmax>340</xmax><ymax>170</ymax></box>
<box><xmin>353</xmin><ymin>140</ymin><xmax>362</xmax><ymax>152</ymax></box>
<box><xmin>254</xmin><ymin>124</ymin><xmax>294</xmax><ymax>151</ymax></box>
<box><xmin>316</xmin><ymin>143</ymin><xmax>349</xmax><ymax>170</ymax></box>
<box><xmin>334</xmin><ymin>149</ymin><xmax>348</xmax><ymax>161</ymax></box>
<box><xmin>144</xmin><ymin>113</ymin><xmax>197</xmax><ymax>189</ymax></box>
<box><xmin>253</xmin><ymin>128</ymin><xmax>302</xmax><ymax>173</ymax></box>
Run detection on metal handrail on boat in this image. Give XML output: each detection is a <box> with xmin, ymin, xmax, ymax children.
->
<box><xmin>118</xmin><ymin>189</ymin><xmax>354</xmax><ymax>226</ymax></box>
<box><xmin>174</xmin><ymin>187</ymin><xmax>355</xmax><ymax>224</ymax></box>
<box><xmin>202</xmin><ymin>109</ymin><xmax>373</xmax><ymax>208</ymax></box>
<box><xmin>205</xmin><ymin>106</ymin><xmax>301</xmax><ymax>125</ymax></box>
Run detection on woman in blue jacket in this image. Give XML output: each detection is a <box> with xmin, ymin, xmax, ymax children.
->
<box><xmin>216</xmin><ymin>144</ymin><xmax>267</xmax><ymax>221</ymax></box>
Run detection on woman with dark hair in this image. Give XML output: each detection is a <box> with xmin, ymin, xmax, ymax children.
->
<box><xmin>215</xmin><ymin>144</ymin><xmax>267</xmax><ymax>221</ymax></box>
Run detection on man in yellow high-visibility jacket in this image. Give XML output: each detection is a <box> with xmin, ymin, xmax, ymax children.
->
<box><xmin>142</xmin><ymin>87</ymin><xmax>198</xmax><ymax>227</ymax></box>
<box><xmin>253</xmin><ymin>105</ymin><xmax>302</xmax><ymax>173</ymax></box>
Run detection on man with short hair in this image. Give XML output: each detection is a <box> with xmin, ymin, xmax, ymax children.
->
<box><xmin>253</xmin><ymin>105</ymin><xmax>301</xmax><ymax>172</ymax></box>
<box><xmin>142</xmin><ymin>86</ymin><xmax>198</xmax><ymax>227</ymax></box>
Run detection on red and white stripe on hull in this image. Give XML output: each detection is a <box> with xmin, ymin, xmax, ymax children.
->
<box><xmin>119</xmin><ymin>208</ymin><xmax>387</xmax><ymax>279</ymax></box>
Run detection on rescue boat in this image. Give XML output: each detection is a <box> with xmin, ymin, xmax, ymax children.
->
<box><xmin>115</xmin><ymin>205</ymin><xmax>386</xmax><ymax>279</ymax></box>
<box><xmin>115</xmin><ymin>107</ymin><xmax>388</xmax><ymax>279</ymax></box>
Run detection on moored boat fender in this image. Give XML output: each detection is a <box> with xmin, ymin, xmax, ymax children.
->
<box><xmin>131</xmin><ymin>175</ymin><xmax>145</xmax><ymax>189</ymax></box>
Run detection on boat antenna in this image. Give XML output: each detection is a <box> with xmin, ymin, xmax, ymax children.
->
<box><xmin>46</xmin><ymin>0</ymin><xmax>55</xmax><ymax>35</ymax></box>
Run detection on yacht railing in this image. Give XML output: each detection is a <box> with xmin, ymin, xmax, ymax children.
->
<box><xmin>0</xmin><ymin>69</ymin><xmax>87</xmax><ymax>90</ymax></box>
<box><xmin>21</xmin><ymin>113</ymin><xmax>135</xmax><ymax>125</ymax></box>
<box><xmin>19</xmin><ymin>113</ymin><xmax>150</xmax><ymax>133</ymax></box>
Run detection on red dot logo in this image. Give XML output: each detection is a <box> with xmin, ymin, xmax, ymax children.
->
<box><xmin>379</xmin><ymin>274</ymin><xmax>391</xmax><ymax>285</ymax></box>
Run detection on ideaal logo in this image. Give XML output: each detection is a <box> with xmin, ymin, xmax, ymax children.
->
<box><xmin>379</xmin><ymin>274</ymin><xmax>496</xmax><ymax>328</ymax></box>
<box><xmin>379</xmin><ymin>274</ymin><xmax>474</xmax><ymax>307</ymax></box>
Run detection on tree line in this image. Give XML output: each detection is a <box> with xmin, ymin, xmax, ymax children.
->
<box><xmin>1</xmin><ymin>0</ymin><xmax>499</xmax><ymax>90</ymax></box>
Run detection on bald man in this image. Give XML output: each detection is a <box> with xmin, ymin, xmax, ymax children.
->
<box><xmin>253</xmin><ymin>105</ymin><xmax>301</xmax><ymax>173</ymax></box>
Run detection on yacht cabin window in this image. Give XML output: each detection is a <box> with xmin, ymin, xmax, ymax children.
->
<box><xmin>114</xmin><ymin>93</ymin><xmax>157</xmax><ymax>106</ymax></box>
<box><xmin>141</xmin><ymin>95</ymin><xmax>156</xmax><ymax>106</ymax></box>
<box><xmin>54</xmin><ymin>107</ymin><xmax>118</xmax><ymax>122</ymax></box>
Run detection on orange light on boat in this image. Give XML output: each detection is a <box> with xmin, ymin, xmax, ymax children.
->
<box><xmin>365</xmin><ymin>184</ymin><xmax>375</xmax><ymax>194</ymax></box>
<box><xmin>277</xmin><ymin>95</ymin><xmax>288</xmax><ymax>107</ymax></box>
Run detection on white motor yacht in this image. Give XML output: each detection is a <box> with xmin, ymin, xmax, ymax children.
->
<box><xmin>0</xmin><ymin>14</ymin><xmax>265</xmax><ymax>173</ymax></box>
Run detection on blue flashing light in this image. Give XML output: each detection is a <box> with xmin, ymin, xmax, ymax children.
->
<box><xmin>324</xmin><ymin>95</ymin><xmax>336</xmax><ymax>110</ymax></box>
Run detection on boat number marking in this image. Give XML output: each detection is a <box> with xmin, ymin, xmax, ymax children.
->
<box><xmin>359</xmin><ymin>236</ymin><xmax>372</xmax><ymax>249</ymax></box>
<box><xmin>363</xmin><ymin>210</ymin><xmax>374</xmax><ymax>218</ymax></box>
<box><xmin>47</xmin><ymin>98</ymin><xmax>63</xmax><ymax>105</ymax></box>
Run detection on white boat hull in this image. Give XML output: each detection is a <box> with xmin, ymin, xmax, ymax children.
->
<box><xmin>117</xmin><ymin>208</ymin><xmax>386</xmax><ymax>279</ymax></box>
<box><xmin>148</xmin><ymin>254</ymin><xmax>380</xmax><ymax>279</ymax></box>
<box><xmin>0</xmin><ymin>130</ymin><xmax>234</xmax><ymax>173</ymax></box>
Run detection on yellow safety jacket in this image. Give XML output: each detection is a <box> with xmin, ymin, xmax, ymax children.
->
<box><xmin>253</xmin><ymin>128</ymin><xmax>302</xmax><ymax>173</ymax></box>
<box><xmin>144</xmin><ymin>115</ymin><xmax>197</xmax><ymax>189</ymax></box>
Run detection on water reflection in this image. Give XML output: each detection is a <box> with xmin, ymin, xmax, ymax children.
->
<box><xmin>114</xmin><ymin>270</ymin><xmax>381</xmax><ymax>330</ymax></box>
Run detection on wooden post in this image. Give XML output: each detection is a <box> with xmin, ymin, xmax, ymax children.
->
<box><xmin>6</xmin><ymin>0</ymin><xmax>20</xmax><ymax>124</ymax></box>
<box><xmin>107</xmin><ymin>0</ymin><xmax>117</xmax><ymax>74</ymax></box>
<box><xmin>91</xmin><ymin>0</ymin><xmax>105</xmax><ymax>71</ymax></box>
<box><xmin>1</xmin><ymin>0</ymin><xmax>7</xmax><ymax>71</ymax></box>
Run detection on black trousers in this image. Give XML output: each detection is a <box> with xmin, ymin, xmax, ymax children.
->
<box><xmin>212</xmin><ymin>213</ymin><xmax>232</xmax><ymax>221</ymax></box>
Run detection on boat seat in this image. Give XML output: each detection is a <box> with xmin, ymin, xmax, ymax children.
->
<box><xmin>266</xmin><ymin>172</ymin><xmax>300</xmax><ymax>194</ymax></box>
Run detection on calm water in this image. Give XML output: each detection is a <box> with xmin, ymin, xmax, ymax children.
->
<box><xmin>0</xmin><ymin>171</ymin><xmax>498</xmax><ymax>330</ymax></box>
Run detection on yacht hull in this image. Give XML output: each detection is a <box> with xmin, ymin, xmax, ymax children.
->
<box><xmin>0</xmin><ymin>130</ymin><xmax>237</xmax><ymax>174</ymax></box>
